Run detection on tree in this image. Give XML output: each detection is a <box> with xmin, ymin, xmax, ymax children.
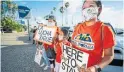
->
<box><xmin>65</xmin><ymin>2</ymin><xmax>69</xmax><ymax>9</ymax></box>
<box><xmin>53</xmin><ymin>7</ymin><xmax>56</xmax><ymax>11</ymax></box>
<box><xmin>1</xmin><ymin>0</ymin><xmax>18</xmax><ymax>19</ymax></box>
<box><xmin>51</xmin><ymin>11</ymin><xmax>53</xmax><ymax>15</ymax></box>
<box><xmin>1</xmin><ymin>17</ymin><xmax>24</xmax><ymax>32</ymax></box>
<box><xmin>53</xmin><ymin>7</ymin><xmax>56</xmax><ymax>14</ymax></box>
<box><xmin>44</xmin><ymin>15</ymin><xmax>49</xmax><ymax>20</ymax></box>
<box><xmin>53</xmin><ymin>7</ymin><xmax>56</xmax><ymax>16</ymax></box>
<box><xmin>65</xmin><ymin>2</ymin><xmax>69</xmax><ymax>25</ymax></box>
<box><xmin>60</xmin><ymin>6</ymin><xmax>65</xmax><ymax>26</ymax></box>
<box><xmin>60</xmin><ymin>6</ymin><xmax>64</xmax><ymax>14</ymax></box>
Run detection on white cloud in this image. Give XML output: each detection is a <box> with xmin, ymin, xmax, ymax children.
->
<box><xmin>60</xmin><ymin>1</ymin><xmax>123</xmax><ymax>28</ymax></box>
<box><xmin>60</xmin><ymin>0</ymin><xmax>84</xmax><ymax>26</ymax></box>
<box><xmin>100</xmin><ymin>5</ymin><xmax>123</xmax><ymax>28</ymax></box>
<box><xmin>19</xmin><ymin>2</ymin><xmax>27</xmax><ymax>5</ymax></box>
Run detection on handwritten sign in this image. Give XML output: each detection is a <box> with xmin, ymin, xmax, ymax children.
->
<box><xmin>59</xmin><ymin>44</ymin><xmax>89</xmax><ymax>72</ymax></box>
<box><xmin>34</xmin><ymin>26</ymin><xmax>57</xmax><ymax>45</ymax></box>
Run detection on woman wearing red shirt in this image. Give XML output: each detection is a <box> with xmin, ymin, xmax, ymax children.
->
<box><xmin>72</xmin><ymin>0</ymin><xmax>115</xmax><ymax>72</ymax></box>
<box><xmin>43</xmin><ymin>15</ymin><xmax>57</xmax><ymax>72</ymax></box>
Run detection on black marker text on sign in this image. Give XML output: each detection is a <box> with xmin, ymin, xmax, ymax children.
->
<box><xmin>59</xmin><ymin>44</ymin><xmax>89</xmax><ymax>72</ymax></box>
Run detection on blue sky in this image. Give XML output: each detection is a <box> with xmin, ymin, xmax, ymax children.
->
<box><xmin>15</xmin><ymin>1</ymin><xmax>62</xmax><ymax>17</ymax></box>
<box><xmin>14</xmin><ymin>0</ymin><xmax>123</xmax><ymax>28</ymax></box>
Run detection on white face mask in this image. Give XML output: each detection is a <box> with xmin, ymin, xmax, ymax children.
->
<box><xmin>47</xmin><ymin>22</ymin><xmax>55</xmax><ymax>26</ymax></box>
<box><xmin>82</xmin><ymin>7</ymin><xmax>98</xmax><ymax>21</ymax></box>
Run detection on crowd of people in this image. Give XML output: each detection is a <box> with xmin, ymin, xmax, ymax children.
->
<box><xmin>33</xmin><ymin>0</ymin><xmax>115</xmax><ymax>72</ymax></box>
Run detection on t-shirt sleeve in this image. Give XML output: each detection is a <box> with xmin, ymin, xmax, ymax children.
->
<box><xmin>43</xmin><ymin>43</ymin><xmax>48</xmax><ymax>50</ymax></box>
<box><xmin>72</xmin><ymin>24</ymin><xmax>80</xmax><ymax>39</ymax></box>
<box><xmin>103</xmin><ymin>26</ymin><xmax>116</xmax><ymax>49</ymax></box>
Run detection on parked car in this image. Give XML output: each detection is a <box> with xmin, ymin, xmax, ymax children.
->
<box><xmin>110</xmin><ymin>28</ymin><xmax>123</xmax><ymax>66</ymax></box>
<box><xmin>3</xmin><ymin>26</ymin><xmax>12</xmax><ymax>33</ymax></box>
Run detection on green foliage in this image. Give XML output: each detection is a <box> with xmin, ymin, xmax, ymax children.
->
<box><xmin>1</xmin><ymin>17</ymin><xmax>24</xmax><ymax>32</ymax></box>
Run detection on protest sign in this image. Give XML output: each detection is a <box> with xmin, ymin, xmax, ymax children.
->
<box><xmin>59</xmin><ymin>44</ymin><xmax>89</xmax><ymax>72</ymax></box>
<box><xmin>34</xmin><ymin>49</ymin><xmax>42</xmax><ymax>65</ymax></box>
<box><xmin>34</xmin><ymin>26</ymin><xmax>57</xmax><ymax>45</ymax></box>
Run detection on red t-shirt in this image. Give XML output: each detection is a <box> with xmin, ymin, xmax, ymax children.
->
<box><xmin>55</xmin><ymin>40</ymin><xmax>71</xmax><ymax>63</ymax></box>
<box><xmin>43</xmin><ymin>43</ymin><xmax>54</xmax><ymax>50</ymax></box>
<box><xmin>72</xmin><ymin>21</ymin><xmax>115</xmax><ymax>67</ymax></box>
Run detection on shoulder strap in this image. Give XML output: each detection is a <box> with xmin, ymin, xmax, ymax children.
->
<box><xmin>101</xmin><ymin>23</ymin><xmax>104</xmax><ymax>57</ymax></box>
<box><xmin>101</xmin><ymin>23</ymin><xmax>104</xmax><ymax>41</ymax></box>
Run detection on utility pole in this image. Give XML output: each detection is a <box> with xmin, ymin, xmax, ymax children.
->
<box><xmin>27</xmin><ymin>19</ymin><xmax>31</xmax><ymax>41</ymax></box>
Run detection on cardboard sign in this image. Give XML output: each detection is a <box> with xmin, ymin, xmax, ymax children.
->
<box><xmin>34</xmin><ymin>26</ymin><xmax>57</xmax><ymax>45</ymax></box>
<box><xmin>34</xmin><ymin>49</ymin><xmax>42</xmax><ymax>65</ymax></box>
<box><xmin>59</xmin><ymin>44</ymin><xmax>89</xmax><ymax>72</ymax></box>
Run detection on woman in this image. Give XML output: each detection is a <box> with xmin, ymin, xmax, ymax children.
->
<box><xmin>43</xmin><ymin>15</ymin><xmax>57</xmax><ymax>72</ymax></box>
<box><xmin>71</xmin><ymin>0</ymin><xmax>115</xmax><ymax>72</ymax></box>
<box><xmin>33</xmin><ymin>26</ymin><xmax>37</xmax><ymax>44</ymax></box>
<box><xmin>35</xmin><ymin>23</ymin><xmax>50</xmax><ymax>70</ymax></box>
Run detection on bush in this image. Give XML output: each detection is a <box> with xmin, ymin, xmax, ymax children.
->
<box><xmin>1</xmin><ymin>17</ymin><xmax>24</xmax><ymax>32</ymax></box>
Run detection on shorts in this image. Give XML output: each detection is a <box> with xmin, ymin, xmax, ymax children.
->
<box><xmin>49</xmin><ymin>60</ymin><xmax>55</xmax><ymax>68</ymax></box>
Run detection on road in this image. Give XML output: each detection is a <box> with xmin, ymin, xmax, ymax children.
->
<box><xmin>1</xmin><ymin>33</ymin><xmax>50</xmax><ymax>72</ymax></box>
<box><xmin>1</xmin><ymin>33</ymin><xmax>123</xmax><ymax>72</ymax></box>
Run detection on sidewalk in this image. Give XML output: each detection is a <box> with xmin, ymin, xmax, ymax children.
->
<box><xmin>1</xmin><ymin>32</ymin><xmax>50</xmax><ymax>72</ymax></box>
<box><xmin>1</xmin><ymin>32</ymin><xmax>33</xmax><ymax>46</ymax></box>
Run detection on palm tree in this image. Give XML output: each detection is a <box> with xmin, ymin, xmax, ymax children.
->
<box><xmin>44</xmin><ymin>15</ymin><xmax>49</xmax><ymax>20</ymax></box>
<box><xmin>65</xmin><ymin>2</ymin><xmax>69</xmax><ymax>9</ymax></box>
<box><xmin>60</xmin><ymin>6</ymin><xmax>65</xmax><ymax>14</ymax></box>
<box><xmin>1</xmin><ymin>0</ymin><xmax>17</xmax><ymax>19</ymax></box>
<box><xmin>50</xmin><ymin>11</ymin><xmax>53</xmax><ymax>15</ymax></box>
<box><xmin>53</xmin><ymin>7</ymin><xmax>56</xmax><ymax>12</ymax></box>
<box><xmin>65</xmin><ymin>2</ymin><xmax>69</xmax><ymax>25</ymax></box>
<box><xmin>60</xmin><ymin>6</ymin><xmax>65</xmax><ymax>26</ymax></box>
<box><xmin>53</xmin><ymin>7</ymin><xmax>56</xmax><ymax>16</ymax></box>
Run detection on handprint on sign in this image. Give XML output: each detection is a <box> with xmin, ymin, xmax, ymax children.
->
<box><xmin>62</xmin><ymin>54</ymin><xmax>68</xmax><ymax>63</ymax></box>
<box><xmin>77</xmin><ymin>64</ymin><xmax>86</xmax><ymax>72</ymax></box>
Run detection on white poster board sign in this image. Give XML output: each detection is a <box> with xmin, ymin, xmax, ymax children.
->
<box><xmin>59</xmin><ymin>44</ymin><xmax>89</xmax><ymax>72</ymax></box>
<box><xmin>34</xmin><ymin>49</ymin><xmax>42</xmax><ymax>65</ymax></box>
<box><xmin>34</xmin><ymin>26</ymin><xmax>57</xmax><ymax>45</ymax></box>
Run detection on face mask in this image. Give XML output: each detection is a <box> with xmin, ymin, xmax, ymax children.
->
<box><xmin>47</xmin><ymin>22</ymin><xmax>55</xmax><ymax>26</ymax></box>
<box><xmin>82</xmin><ymin>7</ymin><xmax>98</xmax><ymax>21</ymax></box>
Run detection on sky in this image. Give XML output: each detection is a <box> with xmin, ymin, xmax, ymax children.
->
<box><xmin>14</xmin><ymin>0</ymin><xmax>124</xmax><ymax>28</ymax></box>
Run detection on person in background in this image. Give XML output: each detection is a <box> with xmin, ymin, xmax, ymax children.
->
<box><xmin>54</xmin><ymin>28</ymin><xmax>71</xmax><ymax>72</ymax></box>
<box><xmin>43</xmin><ymin>15</ymin><xmax>57</xmax><ymax>72</ymax></box>
<box><xmin>35</xmin><ymin>23</ymin><xmax>50</xmax><ymax>70</ymax></box>
<box><xmin>71</xmin><ymin>0</ymin><xmax>115</xmax><ymax>72</ymax></box>
<box><xmin>33</xmin><ymin>26</ymin><xmax>37</xmax><ymax>44</ymax></box>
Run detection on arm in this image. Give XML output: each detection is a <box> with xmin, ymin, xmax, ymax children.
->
<box><xmin>97</xmin><ymin>47</ymin><xmax>114</xmax><ymax>69</ymax></box>
<box><xmin>85</xmin><ymin>47</ymin><xmax>114</xmax><ymax>72</ymax></box>
<box><xmin>85</xmin><ymin>26</ymin><xmax>115</xmax><ymax>72</ymax></box>
<box><xmin>98</xmin><ymin>26</ymin><xmax>115</xmax><ymax>69</ymax></box>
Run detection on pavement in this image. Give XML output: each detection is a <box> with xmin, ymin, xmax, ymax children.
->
<box><xmin>1</xmin><ymin>32</ymin><xmax>50</xmax><ymax>72</ymax></box>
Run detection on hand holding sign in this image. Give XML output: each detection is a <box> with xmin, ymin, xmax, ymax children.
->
<box><xmin>34</xmin><ymin>26</ymin><xmax>57</xmax><ymax>45</ymax></box>
<box><xmin>59</xmin><ymin>44</ymin><xmax>89</xmax><ymax>72</ymax></box>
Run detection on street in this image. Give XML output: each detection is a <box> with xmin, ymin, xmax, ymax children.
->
<box><xmin>1</xmin><ymin>33</ymin><xmax>50</xmax><ymax>72</ymax></box>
